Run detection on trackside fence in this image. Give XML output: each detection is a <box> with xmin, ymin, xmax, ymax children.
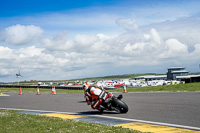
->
<box><xmin>0</xmin><ymin>85</ymin><xmax>83</xmax><ymax>90</ymax></box>
<box><xmin>0</xmin><ymin>85</ymin><xmax>118</xmax><ymax>90</ymax></box>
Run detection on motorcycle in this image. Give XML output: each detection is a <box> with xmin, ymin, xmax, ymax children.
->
<box><xmin>98</xmin><ymin>93</ymin><xmax>129</xmax><ymax>114</ymax></box>
<box><xmin>83</xmin><ymin>84</ymin><xmax>128</xmax><ymax>114</ymax></box>
<box><xmin>85</xmin><ymin>91</ymin><xmax>129</xmax><ymax>114</ymax></box>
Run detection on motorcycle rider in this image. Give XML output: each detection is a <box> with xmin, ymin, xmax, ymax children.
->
<box><xmin>83</xmin><ymin>82</ymin><xmax>112</xmax><ymax>110</ymax></box>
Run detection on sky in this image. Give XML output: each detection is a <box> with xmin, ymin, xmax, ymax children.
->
<box><xmin>0</xmin><ymin>0</ymin><xmax>200</xmax><ymax>82</ymax></box>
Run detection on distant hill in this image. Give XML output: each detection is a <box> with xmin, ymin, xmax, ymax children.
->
<box><xmin>72</xmin><ymin>72</ymin><xmax>200</xmax><ymax>81</ymax></box>
<box><xmin>72</xmin><ymin>73</ymin><xmax>165</xmax><ymax>81</ymax></box>
<box><xmin>19</xmin><ymin>72</ymin><xmax>200</xmax><ymax>84</ymax></box>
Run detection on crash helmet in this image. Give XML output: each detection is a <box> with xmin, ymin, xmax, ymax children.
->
<box><xmin>83</xmin><ymin>83</ymin><xmax>89</xmax><ymax>91</ymax></box>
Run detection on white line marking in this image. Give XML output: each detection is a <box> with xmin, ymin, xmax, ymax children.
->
<box><xmin>1</xmin><ymin>107</ymin><xmax>200</xmax><ymax>131</ymax></box>
<box><xmin>91</xmin><ymin>115</ymin><xmax>200</xmax><ymax>131</ymax></box>
<box><xmin>0</xmin><ymin>93</ymin><xmax>10</xmax><ymax>96</ymax></box>
<box><xmin>0</xmin><ymin>108</ymin><xmax>76</xmax><ymax>115</ymax></box>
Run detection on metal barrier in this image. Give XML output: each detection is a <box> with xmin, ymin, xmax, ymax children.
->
<box><xmin>0</xmin><ymin>85</ymin><xmax>83</xmax><ymax>90</ymax></box>
<box><xmin>0</xmin><ymin>85</ymin><xmax>118</xmax><ymax>90</ymax></box>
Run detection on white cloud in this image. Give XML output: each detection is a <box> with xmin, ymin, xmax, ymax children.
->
<box><xmin>192</xmin><ymin>44</ymin><xmax>200</xmax><ymax>54</ymax></box>
<box><xmin>42</xmin><ymin>32</ymin><xmax>74</xmax><ymax>51</ymax></box>
<box><xmin>96</xmin><ymin>33</ymin><xmax>110</xmax><ymax>40</ymax></box>
<box><xmin>150</xmin><ymin>28</ymin><xmax>161</xmax><ymax>45</ymax></box>
<box><xmin>159</xmin><ymin>38</ymin><xmax>188</xmax><ymax>58</ymax></box>
<box><xmin>0</xmin><ymin>46</ymin><xmax>13</xmax><ymax>59</ymax></box>
<box><xmin>116</xmin><ymin>18</ymin><xmax>138</xmax><ymax>31</ymax></box>
<box><xmin>1</xmin><ymin>13</ymin><xmax>200</xmax><ymax>81</ymax></box>
<box><xmin>188</xmin><ymin>44</ymin><xmax>200</xmax><ymax>61</ymax></box>
<box><xmin>124</xmin><ymin>42</ymin><xmax>146</xmax><ymax>54</ymax></box>
<box><xmin>144</xmin><ymin>34</ymin><xmax>150</xmax><ymax>40</ymax></box>
<box><xmin>1</xmin><ymin>24</ymin><xmax>43</xmax><ymax>45</ymax></box>
<box><xmin>43</xmin><ymin>32</ymin><xmax>114</xmax><ymax>54</ymax></box>
<box><xmin>165</xmin><ymin>38</ymin><xmax>188</xmax><ymax>52</ymax></box>
<box><xmin>75</xmin><ymin>34</ymin><xmax>97</xmax><ymax>46</ymax></box>
<box><xmin>122</xmin><ymin>28</ymin><xmax>161</xmax><ymax>56</ymax></box>
<box><xmin>18</xmin><ymin>46</ymin><xmax>44</xmax><ymax>58</ymax></box>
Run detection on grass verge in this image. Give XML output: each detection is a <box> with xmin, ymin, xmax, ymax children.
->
<box><xmin>112</xmin><ymin>82</ymin><xmax>200</xmax><ymax>92</ymax></box>
<box><xmin>0</xmin><ymin>109</ymin><xmax>140</xmax><ymax>133</ymax></box>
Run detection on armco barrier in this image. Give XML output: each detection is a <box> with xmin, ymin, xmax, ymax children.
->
<box><xmin>0</xmin><ymin>85</ymin><xmax>83</xmax><ymax>90</ymax></box>
<box><xmin>0</xmin><ymin>85</ymin><xmax>118</xmax><ymax>90</ymax></box>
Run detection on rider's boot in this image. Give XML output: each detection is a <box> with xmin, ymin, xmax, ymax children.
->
<box><xmin>98</xmin><ymin>105</ymin><xmax>104</xmax><ymax>114</ymax></box>
<box><xmin>99</xmin><ymin>105</ymin><xmax>105</xmax><ymax>109</ymax></box>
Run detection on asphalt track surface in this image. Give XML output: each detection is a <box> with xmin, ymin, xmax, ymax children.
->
<box><xmin>1</xmin><ymin>92</ymin><xmax>200</xmax><ymax>128</ymax></box>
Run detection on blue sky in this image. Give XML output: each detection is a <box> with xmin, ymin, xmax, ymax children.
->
<box><xmin>0</xmin><ymin>0</ymin><xmax>164</xmax><ymax>16</ymax></box>
<box><xmin>0</xmin><ymin>0</ymin><xmax>101</xmax><ymax>16</ymax></box>
<box><xmin>0</xmin><ymin>0</ymin><xmax>200</xmax><ymax>82</ymax></box>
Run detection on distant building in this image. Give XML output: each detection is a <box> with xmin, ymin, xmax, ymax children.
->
<box><xmin>133</xmin><ymin>75</ymin><xmax>167</xmax><ymax>81</ymax></box>
<box><xmin>176</xmin><ymin>75</ymin><xmax>200</xmax><ymax>83</ymax></box>
<box><xmin>167</xmin><ymin>67</ymin><xmax>189</xmax><ymax>80</ymax></box>
<box><xmin>132</xmin><ymin>67</ymin><xmax>199</xmax><ymax>83</ymax></box>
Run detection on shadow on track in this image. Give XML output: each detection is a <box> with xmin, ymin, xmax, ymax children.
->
<box><xmin>78</xmin><ymin>101</ymin><xmax>87</xmax><ymax>103</ymax></box>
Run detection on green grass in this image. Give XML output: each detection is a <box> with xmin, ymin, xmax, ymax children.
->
<box><xmin>1</xmin><ymin>82</ymin><xmax>200</xmax><ymax>93</ymax></box>
<box><xmin>111</xmin><ymin>82</ymin><xmax>200</xmax><ymax>92</ymax></box>
<box><xmin>0</xmin><ymin>110</ymin><xmax>140</xmax><ymax>133</ymax></box>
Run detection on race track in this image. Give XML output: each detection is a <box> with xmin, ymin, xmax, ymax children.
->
<box><xmin>0</xmin><ymin>92</ymin><xmax>200</xmax><ymax>128</ymax></box>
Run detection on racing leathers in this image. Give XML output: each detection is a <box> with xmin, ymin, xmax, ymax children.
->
<box><xmin>85</xmin><ymin>86</ymin><xmax>109</xmax><ymax>109</ymax></box>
